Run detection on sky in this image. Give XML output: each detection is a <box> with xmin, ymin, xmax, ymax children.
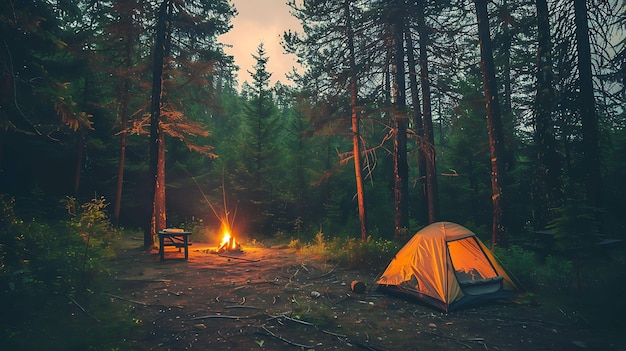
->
<box><xmin>219</xmin><ymin>0</ymin><xmax>302</xmax><ymax>87</ymax></box>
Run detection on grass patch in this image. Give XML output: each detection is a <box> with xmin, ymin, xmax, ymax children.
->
<box><xmin>292</xmin><ymin>231</ymin><xmax>399</xmax><ymax>270</ymax></box>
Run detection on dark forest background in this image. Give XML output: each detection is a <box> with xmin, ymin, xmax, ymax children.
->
<box><xmin>1</xmin><ymin>0</ymin><xmax>624</xmax><ymax>245</ymax></box>
<box><xmin>1</xmin><ymin>0</ymin><xmax>625</xmax><ymax>348</ymax></box>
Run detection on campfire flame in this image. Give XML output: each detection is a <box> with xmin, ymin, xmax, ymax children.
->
<box><xmin>191</xmin><ymin>175</ymin><xmax>242</xmax><ymax>252</ymax></box>
<box><xmin>219</xmin><ymin>231</ymin><xmax>240</xmax><ymax>251</ymax></box>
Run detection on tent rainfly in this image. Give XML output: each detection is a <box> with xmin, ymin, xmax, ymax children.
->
<box><xmin>376</xmin><ymin>222</ymin><xmax>518</xmax><ymax>312</ymax></box>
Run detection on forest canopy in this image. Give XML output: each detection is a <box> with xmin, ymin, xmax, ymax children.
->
<box><xmin>0</xmin><ymin>0</ymin><xmax>624</xmax><ymax>248</ymax></box>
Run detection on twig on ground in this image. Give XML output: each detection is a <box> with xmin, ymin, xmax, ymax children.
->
<box><xmin>66</xmin><ymin>295</ymin><xmax>101</xmax><ymax>323</ymax></box>
<box><xmin>466</xmin><ymin>338</ymin><xmax>488</xmax><ymax>350</ymax></box>
<box><xmin>186</xmin><ymin>315</ymin><xmax>252</xmax><ymax>321</ymax></box>
<box><xmin>300</xmin><ymin>262</ymin><xmax>310</xmax><ymax>273</ymax></box>
<box><xmin>422</xmin><ymin>331</ymin><xmax>473</xmax><ymax>350</ymax></box>
<box><xmin>267</xmin><ymin>314</ymin><xmax>314</xmax><ymax>326</ymax></box>
<box><xmin>217</xmin><ymin>330</ymin><xmax>237</xmax><ymax>345</ymax></box>
<box><xmin>307</xmin><ymin>263</ymin><xmax>340</xmax><ymax>280</ymax></box>
<box><xmin>322</xmin><ymin>329</ymin><xmax>347</xmax><ymax>338</ymax></box>
<box><xmin>464</xmin><ymin>310</ymin><xmax>569</xmax><ymax>326</ymax></box>
<box><xmin>333</xmin><ymin>294</ymin><xmax>351</xmax><ymax>304</ymax></box>
<box><xmin>285</xmin><ymin>268</ymin><xmax>299</xmax><ymax>289</ymax></box>
<box><xmin>217</xmin><ymin>254</ymin><xmax>259</xmax><ymax>262</ymax></box>
<box><xmin>353</xmin><ymin>340</ymin><xmax>388</xmax><ymax>351</ymax></box>
<box><xmin>172</xmin><ymin>329</ymin><xmax>186</xmax><ymax>341</ymax></box>
<box><xmin>257</xmin><ymin>326</ymin><xmax>314</xmax><ymax>349</ymax></box>
<box><xmin>326</xmin><ymin>291</ymin><xmax>339</xmax><ymax>306</ymax></box>
<box><xmin>105</xmin><ymin>293</ymin><xmax>148</xmax><ymax>306</ymax></box>
<box><xmin>225</xmin><ymin>305</ymin><xmax>263</xmax><ymax>310</ymax></box>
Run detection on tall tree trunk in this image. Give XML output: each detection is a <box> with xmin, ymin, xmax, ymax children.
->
<box><xmin>73</xmin><ymin>132</ymin><xmax>84</xmax><ymax>197</ymax></box>
<box><xmin>0</xmin><ymin>72</ymin><xmax>11</xmax><ymax>171</ymax></box>
<box><xmin>574</xmin><ymin>0</ymin><xmax>600</xmax><ymax>209</ymax></box>
<box><xmin>475</xmin><ymin>0</ymin><xmax>508</xmax><ymax>248</ymax></box>
<box><xmin>114</xmin><ymin>109</ymin><xmax>127</xmax><ymax>227</ymax></box>
<box><xmin>417</xmin><ymin>1</ymin><xmax>439</xmax><ymax>223</ymax></box>
<box><xmin>113</xmin><ymin>19</ymin><xmax>133</xmax><ymax>227</ymax></box>
<box><xmin>154</xmin><ymin>129</ymin><xmax>166</xmax><ymax>233</ymax></box>
<box><xmin>343</xmin><ymin>0</ymin><xmax>368</xmax><ymax>241</ymax></box>
<box><xmin>146</xmin><ymin>0</ymin><xmax>169</xmax><ymax>249</ymax></box>
<box><xmin>74</xmin><ymin>75</ymin><xmax>89</xmax><ymax>197</ymax></box>
<box><xmin>391</xmin><ymin>4</ymin><xmax>409</xmax><ymax>240</ymax></box>
<box><xmin>533</xmin><ymin>0</ymin><xmax>562</xmax><ymax>228</ymax></box>
<box><xmin>500</xmin><ymin>0</ymin><xmax>512</xmax><ymax>117</ymax></box>
<box><xmin>405</xmin><ymin>29</ymin><xmax>428</xmax><ymax>225</ymax></box>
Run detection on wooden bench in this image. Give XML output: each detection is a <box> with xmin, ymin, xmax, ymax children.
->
<box><xmin>158</xmin><ymin>229</ymin><xmax>192</xmax><ymax>261</ymax></box>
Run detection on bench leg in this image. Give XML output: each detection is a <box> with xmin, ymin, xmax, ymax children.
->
<box><xmin>184</xmin><ymin>235</ymin><xmax>189</xmax><ymax>260</ymax></box>
<box><xmin>159</xmin><ymin>236</ymin><xmax>165</xmax><ymax>261</ymax></box>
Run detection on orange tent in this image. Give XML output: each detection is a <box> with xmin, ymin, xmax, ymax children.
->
<box><xmin>376</xmin><ymin>222</ymin><xmax>518</xmax><ymax>312</ymax></box>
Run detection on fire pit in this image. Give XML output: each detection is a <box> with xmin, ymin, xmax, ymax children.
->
<box><xmin>218</xmin><ymin>232</ymin><xmax>242</xmax><ymax>253</ymax></box>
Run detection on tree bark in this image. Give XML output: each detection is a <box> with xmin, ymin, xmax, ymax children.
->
<box><xmin>533</xmin><ymin>0</ymin><xmax>562</xmax><ymax>228</ymax></box>
<box><xmin>391</xmin><ymin>4</ymin><xmax>409</xmax><ymax>240</ymax></box>
<box><xmin>416</xmin><ymin>1</ymin><xmax>439</xmax><ymax>223</ymax></box>
<box><xmin>113</xmin><ymin>17</ymin><xmax>133</xmax><ymax>227</ymax></box>
<box><xmin>475</xmin><ymin>0</ymin><xmax>507</xmax><ymax>248</ymax></box>
<box><xmin>574</xmin><ymin>0</ymin><xmax>600</xmax><ymax>209</ymax></box>
<box><xmin>74</xmin><ymin>75</ymin><xmax>89</xmax><ymax>197</ymax></box>
<box><xmin>405</xmin><ymin>29</ymin><xmax>428</xmax><ymax>225</ymax></box>
<box><xmin>343</xmin><ymin>0</ymin><xmax>368</xmax><ymax>242</ymax></box>
<box><xmin>500</xmin><ymin>0</ymin><xmax>512</xmax><ymax>117</ymax></box>
<box><xmin>146</xmin><ymin>0</ymin><xmax>169</xmax><ymax>249</ymax></box>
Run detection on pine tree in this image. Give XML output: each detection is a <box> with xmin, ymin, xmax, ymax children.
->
<box><xmin>475</xmin><ymin>0</ymin><xmax>508</xmax><ymax>248</ymax></box>
<box><xmin>237</xmin><ymin>44</ymin><xmax>283</xmax><ymax>234</ymax></box>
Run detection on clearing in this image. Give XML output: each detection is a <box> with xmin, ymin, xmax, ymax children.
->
<box><xmin>108</xmin><ymin>237</ymin><xmax>622</xmax><ymax>351</ymax></box>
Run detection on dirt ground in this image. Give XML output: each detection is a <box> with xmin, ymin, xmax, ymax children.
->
<box><xmin>108</xmin><ymin>237</ymin><xmax>623</xmax><ymax>351</ymax></box>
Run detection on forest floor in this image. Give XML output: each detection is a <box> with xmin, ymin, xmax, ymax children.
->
<box><xmin>107</xmin><ymin>236</ymin><xmax>624</xmax><ymax>351</ymax></box>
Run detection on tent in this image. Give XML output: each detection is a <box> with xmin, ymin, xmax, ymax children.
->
<box><xmin>376</xmin><ymin>222</ymin><xmax>518</xmax><ymax>312</ymax></box>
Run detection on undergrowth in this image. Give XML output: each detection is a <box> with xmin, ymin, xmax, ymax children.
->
<box><xmin>0</xmin><ymin>195</ymin><xmax>140</xmax><ymax>350</ymax></box>
<box><xmin>493</xmin><ymin>245</ymin><xmax>574</xmax><ymax>292</ymax></box>
<box><xmin>289</xmin><ymin>231</ymin><xmax>400</xmax><ymax>270</ymax></box>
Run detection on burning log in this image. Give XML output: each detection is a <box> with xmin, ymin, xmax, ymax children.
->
<box><xmin>218</xmin><ymin>232</ymin><xmax>242</xmax><ymax>253</ymax></box>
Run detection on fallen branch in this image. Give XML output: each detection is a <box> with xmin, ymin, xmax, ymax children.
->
<box><xmin>66</xmin><ymin>295</ymin><xmax>101</xmax><ymax>323</ymax></box>
<box><xmin>464</xmin><ymin>310</ymin><xmax>573</xmax><ymax>327</ymax></box>
<box><xmin>105</xmin><ymin>293</ymin><xmax>147</xmax><ymax>306</ymax></box>
<box><xmin>325</xmin><ymin>291</ymin><xmax>338</xmax><ymax>306</ymax></box>
<box><xmin>217</xmin><ymin>254</ymin><xmax>260</xmax><ymax>262</ymax></box>
<box><xmin>225</xmin><ymin>305</ymin><xmax>264</xmax><ymax>310</ymax></box>
<box><xmin>217</xmin><ymin>330</ymin><xmax>238</xmax><ymax>345</ymax></box>
<box><xmin>332</xmin><ymin>294</ymin><xmax>352</xmax><ymax>305</ymax></box>
<box><xmin>258</xmin><ymin>326</ymin><xmax>314</xmax><ymax>349</ymax></box>
<box><xmin>267</xmin><ymin>314</ymin><xmax>314</xmax><ymax>326</ymax></box>
<box><xmin>300</xmin><ymin>262</ymin><xmax>310</xmax><ymax>273</ymax></box>
<box><xmin>322</xmin><ymin>329</ymin><xmax>347</xmax><ymax>338</ymax></box>
<box><xmin>353</xmin><ymin>340</ymin><xmax>388</xmax><ymax>351</ymax></box>
<box><xmin>422</xmin><ymin>331</ymin><xmax>473</xmax><ymax>350</ymax></box>
<box><xmin>307</xmin><ymin>263</ymin><xmax>340</xmax><ymax>280</ymax></box>
<box><xmin>186</xmin><ymin>315</ymin><xmax>252</xmax><ymax>321</ymax></box>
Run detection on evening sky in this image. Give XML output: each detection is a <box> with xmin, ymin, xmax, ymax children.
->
<box><xmin>219</xmin><ymin>0</ymin><xmax>302</xmax><ymax>87</ymax></box>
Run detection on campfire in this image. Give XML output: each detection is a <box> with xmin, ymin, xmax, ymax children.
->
<box><xmin>218</xmin><ymin>231</ymin><xmax>241</xmax><ymax>252</ymax></box>
<box><xmin>199</xmin><ymin>183</ymin><xmax>242</xmax><ymax>253</ymax></box>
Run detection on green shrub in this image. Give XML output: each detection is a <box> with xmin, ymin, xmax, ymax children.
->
<box><xmin>0</xmin><ymin>195</ymin><xmax>138</xmax><ymax>350</ymax></box>
<box><xmin>494</xmin><ymin>245</ymin><xmax>574</xmax><ymax>292</ymax></box>
<box><xmin>298</xmin><ymin>231</ymin><xmax>399</xmax><ymax>269</ymax></box>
